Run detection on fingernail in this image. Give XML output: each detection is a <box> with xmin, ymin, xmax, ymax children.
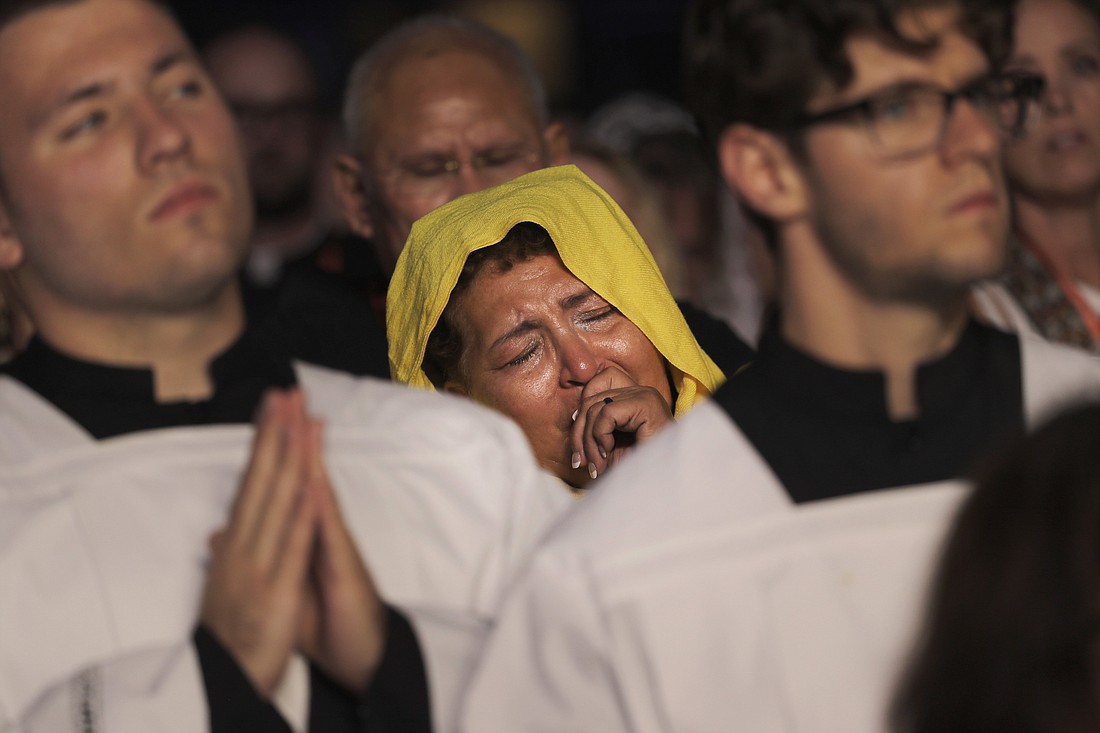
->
<box><xmin>571</xmin><ymin>451</ymin><xmax>582</xmax><ymax>469</ymax></box>
<box><xmin>599</xmin><ymin>446</ymin><xmax>607</xmax><ymax>459</ymax></box>
<box><xmin>588</xmin><ymin>462</ymin><xmax>598</xmax><ymax>480</ymax></box>
<box><xmin>571</xmin><ymin>409</ymin><xmax>579</xmax><ymax>422</ymax></box>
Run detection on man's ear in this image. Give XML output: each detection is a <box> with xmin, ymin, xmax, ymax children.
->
<box><xmin>716</xmin><ymin>124</ymin><xmax>810</xmax><ymax>224</ymax></box>
<box><xmin>543</xmin><ymin>121</ymin><xmax>571</xmax><ymax>165</ymax></box>
<box><xmin>0</xmin><ymin>199</ymin><xmax>24</xmax><ymax>272</ymax></box>
<box><xmin>332</xmin><ymin>154</ymin><xmax>375</xmax><ymax>239</ymax></box>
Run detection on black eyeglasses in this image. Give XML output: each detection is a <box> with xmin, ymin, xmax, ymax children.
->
<box><xmin>794</xmin><ymin>73</ymin><xmax>1045</xmax><ymax>159</ymax></box>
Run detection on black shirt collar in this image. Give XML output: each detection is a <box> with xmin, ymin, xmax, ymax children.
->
<box><xmin>1</xmin><ymin>324</ymin><xmax>297</xmax><ymax>439</ymax></box>
<box><xmin>715</xmin><ymin>317</ymin><xmax>1024</xmax><ymax>502</ymax></box>
<box><xmin>751</xmin><ymin>317</ymin><xmax>997</xmax><ymax>423</ymax></box>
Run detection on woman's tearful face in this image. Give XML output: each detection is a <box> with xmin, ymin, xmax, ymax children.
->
<box><xmin>446</xmin><ymin>253</ymin><xmax>670</xmax><ymax>485</ymax></box>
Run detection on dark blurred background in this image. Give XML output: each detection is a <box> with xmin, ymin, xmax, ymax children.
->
<box><xmin>171</xmin><ymin>0</ymin><xmax>692</xmax><ymax>123</ymax></box>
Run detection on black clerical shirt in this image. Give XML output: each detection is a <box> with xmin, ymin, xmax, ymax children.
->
<box><xmin>714</xmin><ymin>319</ymin><xmax>1026</xmax><ymax>503</ymax></box>
<box><xmin>677</xmin><ymin>300</ymin><xmax>755</xmax><ymax>378</ymax></box>
<box><xmin>1</xmin><ymin>330</ymin><xmax>431</xmax><ymax>733</ymax></box>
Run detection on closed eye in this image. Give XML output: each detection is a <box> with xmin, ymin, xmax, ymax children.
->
<box><xmin>479</xmin><ymin>149</ymin><xmax>524</xmax><ymax>168</ymax></box>
<box><xmin>502</xmin><ymin>342</ymin><xmax>540</xmax><ymax>369</ymax></box>
<box><xmin>577</xmin><ymin>305</ymin><xmax>617</xmax><ymax>327</ymax></box>
<box><xmin>60</xmin><ymin>110</ymin><xmax>107</xmax><ymax>140</ymax></box>
<box><xmin>401</xmin><ymin>157</ymin><xmax>452</xmax><ymax>178</ymax></box>
<box><xmin>506</xmin><ymin>349</ymin><xmax>536</xmax><ymax>368</ymax></box>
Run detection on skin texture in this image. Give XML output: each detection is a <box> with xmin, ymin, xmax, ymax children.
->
<box><xmin>201</xmin><ymin>389</ymin><xmax>385</xmax><ymax>696</ymax></box>
<box><xmin>1003</xmin><ymin>0</ymin><xmax>1100</xmax><ymax>204</ymax></box>
<box><xmin>335</xmin><ymin>47</ymin><xmax>567</xmax><ymax>273</ymax></box>
<box><xmin>0</xmin><ymin>0</ymin><xmax>384</xmax><ymax>698</ymax></box>
<box><xmin>798</xmin><ymin>13</ymin><xmax>1009</xmax><ymax>307</ymax></box>
<box><xmin>718</xmin><ymin>6</ymin><xmax>1008</xmax><ymax>418</ymax></box>
<box><xmin>0</xmin><ymin>0</ymin><xmax>252</xmax><ymax>321</ymax></box>
<box><xmin>203</xmin><ymin>27</ymin><xmax>326</xmax><ymax>264</ymax></box>
<box><xmin>446</xmin><ymin>254</ymin><xmax>672</xmax><ymax>487</ymax></box>
<box><xmin>0</xmin><ymin>0</ymin><xmax>252</xmax><ymax>399</ymax></box>
<box><xmin>203</xmin><ymin>27</ymin><xmax>321</xmax><ymax>221</ymax></box>
<box><xmin>1001</xmin><ymin>0</ymin><xmax>1100</xmax><ymax>291</ymax></box>
<box><xmin>203</xmin><ymin>27</ymin><xmax>321</xmax><ymax>218</ymax></box>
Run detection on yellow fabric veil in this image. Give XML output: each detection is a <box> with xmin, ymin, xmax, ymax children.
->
<box><xmin>386</xmin><ymin>164</ymin><xmax>724</xmax><ymax>416</ymax></box>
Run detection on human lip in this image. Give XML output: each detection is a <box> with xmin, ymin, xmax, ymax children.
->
<box><xmin>149</xmin><ymin>181</ymin><xmax>219</xmax><ymax>220</ymax></box>
<box><xmin>1044</xmin><ymin>128</ymin><xmax>1088</xmax><ymax>154</ymax></box>
<box><xmin>947</xmin><ymin>189</ymin><xmax>999</xmax><ymax>216</ymax></box>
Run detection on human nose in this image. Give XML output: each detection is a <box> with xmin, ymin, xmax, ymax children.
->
<box><xmin>136</xmin><ymin>98</ymin><xmax>190</xmax><ymax>172</ymax></box>
<box><xmin>558</xmin><ymin>332</ymin><xmax>603</xmax><ymax>388</ymax></box>
<box><xmin>1040</xmin><ymin>74</ymin><xmax>1074</xmax><ymax>116</ymax></box>
<box><xmin>449</xmin><ymin>158</ymin><xmax>506</xmax><ymax>197</ymax></box>
<box><xmin>451</xmin><ymin>163</ymin><xmax>483</xmax><ymax>197</ymax></box>
<box><xmin>940</xmin><ymin>96</ymin><xmax>1000</xmax><ymax>163</ymax></box>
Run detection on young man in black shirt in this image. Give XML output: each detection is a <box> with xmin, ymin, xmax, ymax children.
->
<box><xmin>461</xmin><ymin>1</ymin><xmax>1100</xmax><ymax>730</ymax></box>
<box><xmin>0</xmin><ymin>1</ymin><xmax>567</xmax><ymax>730</ymax></box>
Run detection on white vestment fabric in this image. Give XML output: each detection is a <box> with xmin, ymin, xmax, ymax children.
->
<box><xmin>0</xmin><ymin>363</ymin><xmax>571</xmax><ymax>732</ymax></box>
<box><xmin>971</xmin><ymin>281</ymin><xmax>1043</xmax><ymax>339</ymax></box>
<box><xmin>460</xmin><ymin>335</ymin><xmax>1100</xmax><ymax>733</ymax></box>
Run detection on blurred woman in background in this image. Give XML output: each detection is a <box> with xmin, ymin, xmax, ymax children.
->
<box><xmin>978</xmin><ymin>0</ymin><xmax>1100</xmax><ymax>351</ymax></box>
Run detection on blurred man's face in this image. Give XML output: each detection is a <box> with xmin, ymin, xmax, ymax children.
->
<box><xmin>795</xmin><ymin>6</ymin><xmax>1009</xmax><ymax>305</ymax></box>
<box><xmin>0</xmin><ymin>0</ymin><xmax>253</xmax><ymax>316</ymax></box>
<box><xmin>340</xmin><ymin>48</ymin><xmax>564</xmax><ymax>274</ymax></box>
<box><xmin>204</xmin><ymin>28</ymin><xmax>321</xmax><ymax>220</ymax></box>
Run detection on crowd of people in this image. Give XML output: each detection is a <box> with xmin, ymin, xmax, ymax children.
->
<box><xmin>1</xmin><ymin>0</ymin><xmax>1099</xmax><ymax>731</ymax></box>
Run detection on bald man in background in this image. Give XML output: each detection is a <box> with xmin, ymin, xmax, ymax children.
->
<box><xmin>334</xmin><ymin>13</ymin><xmax>570</xmax><ymax>281</ymax></box>
<box><xmin>335</xmin><ymin>13</ymin><xmax>752</xmax><ymax>374</ymax></box>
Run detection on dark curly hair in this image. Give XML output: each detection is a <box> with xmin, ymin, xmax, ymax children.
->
<box><xmin>684</xmin><ymin>0</ymin><xmax>1015</xmax><ymax>144</ymax></box>
<box><xmin>423</xmin><ymin>222</ymin><xmax>558</xmax><ymax>389</ymax></box>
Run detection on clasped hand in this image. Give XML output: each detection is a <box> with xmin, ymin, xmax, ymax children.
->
<box><xmin>200</xmin><ymin>388</ymin><xmax>385</xmax><ymax>698</ymax></box>
<box><xmin>570</xmin><ymin>365</ymin><xmax>674</xmax><ymax>481</ymax></box>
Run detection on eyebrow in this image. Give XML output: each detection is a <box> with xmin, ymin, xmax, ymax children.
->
<box><xmin>35</xmin><ymin>49</ymin><xmax>191</xmax><ymax>128</ymax></box>
<box><xmin>150</xmin><ymin>50</ymin><xmax>189</xmax><ymax>76</ymax></box>
<box><xmin>561</xmin><ymin>289</ymin><xmax>600</xmax><ymax>311</ymax></box>
<box><xmin>487</xmin><ymin>287</ymin><xmax>603</xmax><ymax>352</ymax></box>
<box><xmin>490</xmin><ymin>320</ymin><xmax>539</xmax><ymax>352</ymax></box>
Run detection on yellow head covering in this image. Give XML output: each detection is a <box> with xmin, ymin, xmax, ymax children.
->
<box><xmin>386</xmin><ymin>164</ymin><xmax>724</xmax><ymax>416</ymax></box>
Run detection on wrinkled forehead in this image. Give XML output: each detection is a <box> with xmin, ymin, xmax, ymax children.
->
<box><xmin>453</xmin><ymin>250</ymin><xmax>582</xmax><ymax>331</ymax></box>
<box><xmin>368</xmin><ymin>48</ymin><xmax>541</xmax><ymax>140</ymax></box>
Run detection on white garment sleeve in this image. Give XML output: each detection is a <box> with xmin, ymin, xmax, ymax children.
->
<box><xmin>7</xmin><ymin>642</ymin><xmax>311</xmax><ymax>733</ymax></box>
<box><xmin>10</xmin><ymin>644</ymin><xmax>207</xmax><ymax>733</ymax></box>
<box><xmin>459</xmin><ymin>549</ymin><xmax>632</xmax><ymax>733</ymax></box>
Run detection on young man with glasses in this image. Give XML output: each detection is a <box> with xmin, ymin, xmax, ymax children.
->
<box><xmin>0</xmin><ymin>0</ymin><xmax>572</xmax><ymax>730</ymax></box>
<box><xmin>459</xmin><ymin>1</ymin><xmax>1100</xmax><ymax>731</ymax></box>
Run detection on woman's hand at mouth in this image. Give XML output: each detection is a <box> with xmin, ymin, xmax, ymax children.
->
<box><xmin>570</xmin><ymin>366</ymin><xmax>674</xmax><ymax>482</ymax></box>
